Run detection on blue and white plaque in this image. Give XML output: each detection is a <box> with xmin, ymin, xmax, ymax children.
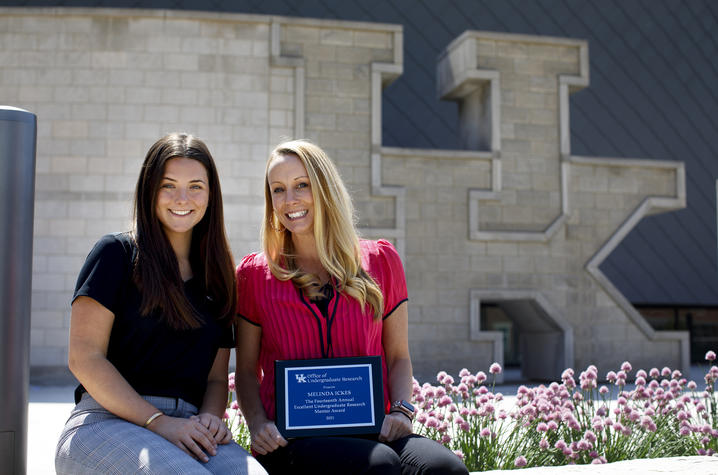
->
<box><xmin>275</xmin><ymin>356</ymin><xmax>384</xmax><ymax>438</ymax></box>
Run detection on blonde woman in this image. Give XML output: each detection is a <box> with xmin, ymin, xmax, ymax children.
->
<box><xmin>235</xmin><ymin>140</ymin><xmax>468</xmax><ymax>474</ymax></box>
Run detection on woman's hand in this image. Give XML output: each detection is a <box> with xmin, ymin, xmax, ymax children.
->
<box><xmin>378</xmin><ymin>412</ymin><xmax>413</xmax><ymax>443</ymax></box>
<box><xmin>148</xmin><ymin>414</ymin><xmax>218</xmax><ymax>462</ymax></box>
<box><xmin>236</xmin><ymin>320</ymin><xmax>288</xmax><ymax>455</ymax></box>
<box><xmin>249</xmin><ymin>419</ymin><xmax>288</xmax><ymax>455</ymax></box>
<box><xmin>192</xmin><ymin>413</ymin><xmax>232</xmax><ymax>444</ymax></box>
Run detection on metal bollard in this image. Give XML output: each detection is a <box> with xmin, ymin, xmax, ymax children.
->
<box><xmin>0</xmin><ymin>106</ymin><xmax>37</xmax><ymax>475</ymax></box>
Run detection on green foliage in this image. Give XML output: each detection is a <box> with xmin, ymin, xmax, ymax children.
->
<box><xmin>223</xmin><ymin>355</ymin><xmax>718</xmax><ymax>471</ymax></box>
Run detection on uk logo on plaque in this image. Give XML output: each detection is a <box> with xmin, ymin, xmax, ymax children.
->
<box><xmin>275</xmin><ymin>356</ymin><xmax>384</xmax><ymax>438</ymax></box>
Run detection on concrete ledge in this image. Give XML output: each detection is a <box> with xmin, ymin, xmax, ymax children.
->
<box><xmin>474</xmin><ymin>456</ymin><xmax>718</xmax><ymax>474</ymax></box>
<box><xmin>30</xmin><ymin>366</ymin><xmax>76</xmax><ymax>386</ymax></box>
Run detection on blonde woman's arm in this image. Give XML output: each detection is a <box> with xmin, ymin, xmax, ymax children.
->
<box><xmin>235</xmin><ymin>319</ymin><xmax>288</xmax><ymax>454</ymax></box>
<box><xmin>379</xmin><ymin>301</ymin><xmax>414</xmax><ymax>442</ymax></box>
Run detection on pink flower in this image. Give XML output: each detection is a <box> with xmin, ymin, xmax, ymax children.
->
<box><xmin>416</xmin><ymin>413</ymin><xmax>428</xmax><ymax>424</ymax></box>
<box><xmin>441</xmin><ymin>433</ymin><xmax>451</xmax><ymax>444</ymax></box>
<box><xmin>591</xmin><ymin>417</ymin><xmax>604</xmax><ymax>432</ymax></box>
<box><xmin>584</xmin><ymin>430</ymin><xmax>597</xmax><ymax>443</ymax></box>
<box><xmin>680</xmin><ymin>426</ymin><xmax>691</xmax><ymax>436</ymax></box>
<box><xmin>547</xmin><ymin>420</ymin><xmax>558</xmax><ymax>431</ymax></box>
<box><xmin>621</xmin><ymin>361</ymin><xmax>632</xmax><ymax>373</ymax></box>
<box><xmin>489</xmin><ymin>363</ymin><xmax>502</xmax><ymax>375</ymax></box>
<box><xmin>475</xmin><ymin>371</ymin><xmax>487</xmax><ymax>383</ymax></box>
<box><xmin>636</xmin><ymin>369</ymin><xmax>647</xmax><ymax>379</ymax></box>
<box><xmin>539</xmin><ymin>438</ymin><xmax>549</xmax><ymax>449</ymax></box>
<box><xmin>223</xmin><ymin>411</ymin><xmax>230</xmax><ymax>419</ymax></box>
<box><xmin>436</xmin><ymin>371</ymin><xmax>448</xmax><ymax>383</ymax></box>
<box><xmin>537</xmin><ymin>422</ymin><xmax>548</xmax><ymax>432</ymax></box>
<box><xmin>426</xmin><ymin>417</ymin><xmax>439</xmax><ymax>429</ymax></box>
<box><xmin>661</xmin><ymin>367</ymin><xmax>671</xmax><ymax>377</ymax></box>
<box><xmin>599</xmin><ymin>385</ymin><xmax>609</xmax><ymax>395</ymax></box>
<box><xmin>438</xmin><ymin>395</ymin><xmax>452</xmax><ymax>407</ymax></box>
<box><xmin>706</xmin><ymin>351</ymin><xmax>717</xmax><ymax>361</ymax></box>
<box><xmin>514</xmin><ymin>456</ymin><xmax>527</xmax><ymax>468</ymax></box>
<box><xmin>230</xmin><ymin>401</ymin><xmax>239</xmax><ymax>410</ymax></box>
<box><xmin>480</xmin><ymin>427</ymin><xmax>491</xmax><ymax>438</ymax></box>
<box><xmin>555</xmin><ymin>440</ymin><xmax>567</xmax><ymax>450</ymax></box>
<box><xmin>459</xmin><ymin>368</ymin><xmax>470</xmax><ymax>377</ymax></box>
<box><xmin>453</xmin><ymin>450</ymin><xmax>464</xmax><ymax>460</ymax></box>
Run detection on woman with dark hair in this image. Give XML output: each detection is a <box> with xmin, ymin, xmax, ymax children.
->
<box><xmin>55</xmin><ymin>133</ymin><xmax>266</xmax><ymax>474</ymax></box>
<box><xmin>235</xmin><ymin>140</ymin><xmax>468</xmax><ymax>474</ymax></box>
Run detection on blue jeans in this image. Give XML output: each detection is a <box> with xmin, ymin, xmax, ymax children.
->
<box><xmin>55</xmin><ymin>393</ymin><xmax>267</xmax><ymax>475</ymax></box>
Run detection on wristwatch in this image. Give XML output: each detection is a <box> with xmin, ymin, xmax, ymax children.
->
<box><xmin>390</xmin><ymin>400</ymin><xmax>416</xmax><ymax>420</ymax></box>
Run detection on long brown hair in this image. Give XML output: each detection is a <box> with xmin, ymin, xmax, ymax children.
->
<box><xmin>133</xmin><ymin>133</ymin><xmax>236</xmax><ymax>329</ymax></box>
<box><xmin>261</xmin><ymin>139</ymin><xmax>384</xmax><ymax>319</ymax></box>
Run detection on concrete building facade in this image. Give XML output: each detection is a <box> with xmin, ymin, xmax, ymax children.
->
<box><xmin>0</xmin><ymin>7</ymin><xmax>687</xmax><ymax>382</ymax></box>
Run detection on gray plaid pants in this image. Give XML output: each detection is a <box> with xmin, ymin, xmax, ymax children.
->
<box><xmin>55</xmin><ymin>393</ymin><xmax>267</xmax><ymax>475</ymax></box>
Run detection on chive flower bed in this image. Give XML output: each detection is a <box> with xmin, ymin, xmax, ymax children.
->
<box><xmin>225</xmin><ymin>351</ymin><xmax>718</xmax><ymax>471</ymax></box>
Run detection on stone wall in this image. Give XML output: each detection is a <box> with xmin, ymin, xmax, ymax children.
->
<box><xmin>0</xmin><ymin>8</ymin><xmax>687</xmax><ymax>382</ymax></box>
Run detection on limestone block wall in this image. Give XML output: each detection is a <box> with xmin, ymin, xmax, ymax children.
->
<box><xmin>0</xmin><ymin>7</ymin><xmax>400</xmax><ymax>372</ymax></box>
<box><xmin>0</xmin><ymin>7</ymin><xmax>687</xmax><ymax>382</ymax></box>
<box><xmin>375</xmin><ymin>31</ymin><xmax>687</xmax><ymax>380</ymax></box>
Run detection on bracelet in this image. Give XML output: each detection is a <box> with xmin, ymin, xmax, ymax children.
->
<box><xmin>143</xmin><ymin>411</ymin><xmax>164</xmax><ymax>428</ymax></box>
<box><xmin>390</xmin><ymin>409</ymin><xmax>413</xmax><ymax>422</ymax></box>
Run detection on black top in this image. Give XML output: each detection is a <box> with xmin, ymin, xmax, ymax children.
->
<box><xmin>72</xmin><ymin>233</ymin><xmax>234</xmax><ymax>408</ymax></box>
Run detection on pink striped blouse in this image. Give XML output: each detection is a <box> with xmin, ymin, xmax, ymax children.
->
<box><xmin>236</xmin><ymin>239</ymin><xmax>408</xmax><ymax>421</ymax></box>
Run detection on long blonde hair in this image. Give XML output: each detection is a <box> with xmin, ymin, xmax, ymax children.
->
<box><xmin>261</xmin><ymin>140</ymin><xmax>384</xmax><ymax>319</ymax></box>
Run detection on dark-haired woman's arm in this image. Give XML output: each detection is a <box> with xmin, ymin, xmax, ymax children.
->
<box><xmin>235</xmin><ymin>319</ymin><xmax>288</xmax><ymax>455</ymax></box>
<box><xmin>68</xmin><ymin>296</ymin><xmax>219</xmax><ymax>462</ymax></box>
<box><xmin>195</xmin><ymin>349</ymin><xmax>233</xmax><ymax>444</ymax></box>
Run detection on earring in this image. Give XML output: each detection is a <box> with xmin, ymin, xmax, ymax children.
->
<box><xmin>270</xmin><ymin>212</ymin><xmax>285</xmax><ymax>232</ymax></box>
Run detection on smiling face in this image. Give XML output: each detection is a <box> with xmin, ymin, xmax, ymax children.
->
<box><xmin>155</xmin><ymin>156</ymin><xmax>209</xmax><ymax>243</ymax></box>
<box><xmin>267</xmin><ymin>152</ymin><xmax>315</xmax><ymax>238</ymax></box>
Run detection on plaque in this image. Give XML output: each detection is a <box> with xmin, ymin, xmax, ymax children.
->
<box><xmin>275</xmin><ymin>356</ymin><xmax>384</xmax><ymax>438</ymax></box>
